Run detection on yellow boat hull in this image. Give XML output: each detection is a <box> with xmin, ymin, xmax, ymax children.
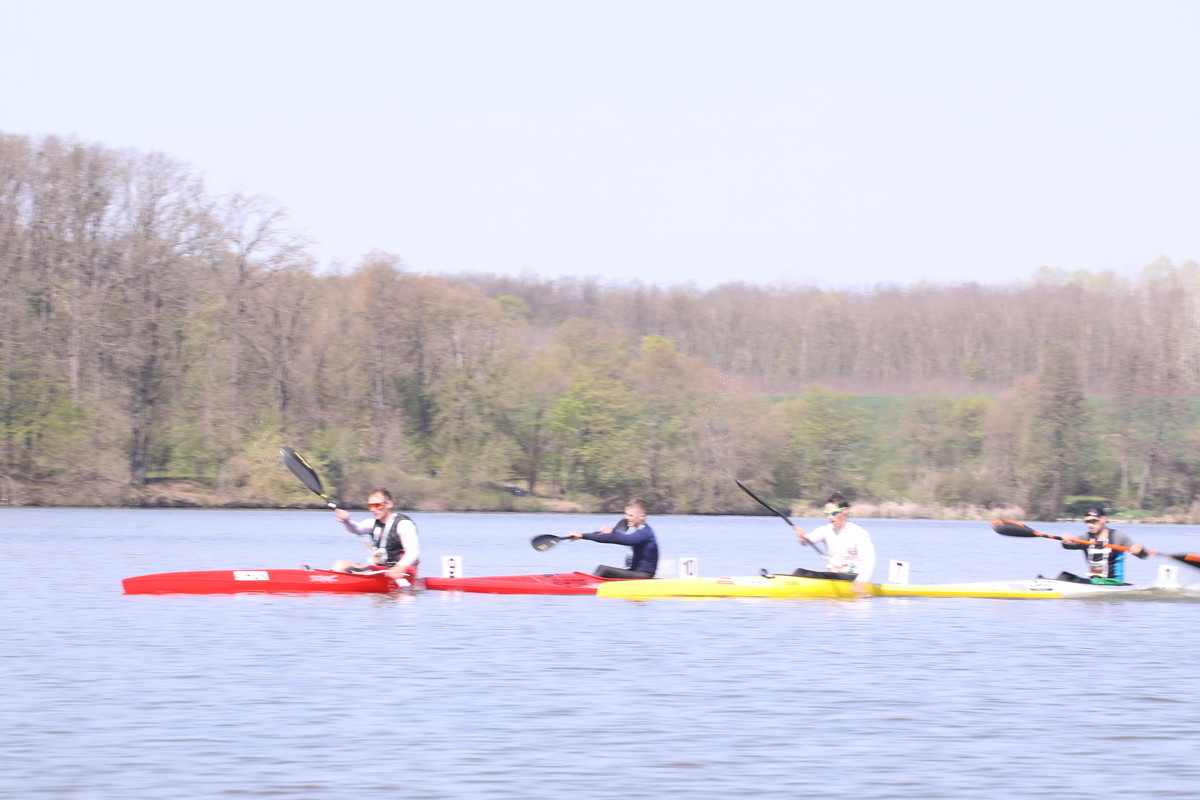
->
<box><xmin>595</xmin><ymin>576</ymin><xmax>1143</xmax><ymax>599</ymax></box>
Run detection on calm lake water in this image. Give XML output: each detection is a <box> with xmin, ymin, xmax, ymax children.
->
<box><xmin>1</xmin><ymin>509</ymin><xmax>1198</xmax><ymax>799</ymax></box>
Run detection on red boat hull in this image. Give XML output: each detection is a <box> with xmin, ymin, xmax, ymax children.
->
<box><xmin>122</xmin><ymin>568</ymin><xmax>396</xmax><ymax>595</ymax></box>
<box><xmin>423</xmin><ymin>571</ymin><xmax>616</xmax><ymax>595</ymax></box>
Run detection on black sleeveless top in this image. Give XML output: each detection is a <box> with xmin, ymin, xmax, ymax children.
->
<box><xmin>371</xmin><ymin>513</ymin><xmax>413</xmax><ymax>567</ymax></box>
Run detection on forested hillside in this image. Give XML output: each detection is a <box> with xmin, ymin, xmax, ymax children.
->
<box><xmin>4</xmin><ymin>132</ymin><xmax>1199</xmax><ymax>518</ymax></box>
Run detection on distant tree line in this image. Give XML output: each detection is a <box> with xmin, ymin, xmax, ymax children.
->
<box><xmin>3</xmin><ymin>132</ymin><xmax>1199</xmax><ymax>518</ymax></box>
<box><xmin>453</xmin><ymin>265</ymin><xmax>1200</xmax><ymax>395</ymax></box>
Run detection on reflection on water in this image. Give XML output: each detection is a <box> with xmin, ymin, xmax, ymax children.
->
<box><xmin>1</xmin><ymin>509</ymin><xmax>1197</xmax><ymax>799</ymax></box>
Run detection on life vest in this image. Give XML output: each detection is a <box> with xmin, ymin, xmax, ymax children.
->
<box><xmin>1085</xmin><ymin>529</ymin><xmax>1124</xmax><ymax>581</ymax></box>
<box><xmin>370</xmin><ymin>513</ymin><xmax>412</xmax><ymax>567</ymax></box>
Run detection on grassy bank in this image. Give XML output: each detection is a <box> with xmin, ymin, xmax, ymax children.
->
<box><xmin>5</xmin><ymin>476</ymin><xmax>1198</xmax><ymax>525</ymax></box>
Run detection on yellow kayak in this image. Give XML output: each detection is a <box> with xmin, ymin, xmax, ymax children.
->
<box><xmin>595</xmin><ymin>575</ymin><xmax>1147</xmax><ymax>599</ymax></box>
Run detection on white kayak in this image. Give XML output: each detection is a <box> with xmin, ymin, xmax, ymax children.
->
<box><xmin>596</xmin><ymin>574</ymin><xmax>1183</xmax><ymax>599</ymax></box>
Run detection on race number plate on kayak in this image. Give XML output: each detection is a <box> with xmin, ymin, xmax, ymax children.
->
<box><xmin>232</xmin><ymin>571</ymin><xmax>270</xmax><ymax>581</ymax></box>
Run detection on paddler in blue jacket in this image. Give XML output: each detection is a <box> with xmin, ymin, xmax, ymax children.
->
<box><xmin>566</xmin><ymin>498</ymin><xmax>658</xmax><ymax>579</ymax></box>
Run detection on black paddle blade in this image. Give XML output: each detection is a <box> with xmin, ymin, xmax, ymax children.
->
<box><xmin>1172</xmin><ymin>553</ymin><xmax>1200</xmax><ymax>568</ymax></box>
<box><xmin>991</xmin><ymin>519</ymin><xmax>1038</xmax><ymax>537</ymax></box>
<box><xmin>531</xmin><ymin>534</ymin><xmax>562</xmax><ymax>551</ymax></box>
<box><xmin>281</xmin><ymin>446</ymin><xmax>324</xmax><ymax>496</ymax></box>
<box><xmin>735</xmin><ymin>479</ymin><xmax>766</xmax><ymax>506</ymax></box>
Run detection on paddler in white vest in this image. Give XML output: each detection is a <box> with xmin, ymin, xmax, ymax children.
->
<box><xmin>1056</xmin><ymin>505</ymin><xmax>1145</xmax><ymax>585</ymax></box>
<box><xmin>331</xmin><ymin>487</ymin><xmax>420</xmax><ymax>585</ymax></box>
<box><xmin>791</xmin><ymin>492</ymin><xmax>876</xmax><ymax>597</ymax></box>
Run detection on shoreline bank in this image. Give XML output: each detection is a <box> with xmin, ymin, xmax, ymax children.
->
<box><xmin>1</xmin><ymin>495</ymin><xmax>1196</xmax><ymax>525</ymax></box>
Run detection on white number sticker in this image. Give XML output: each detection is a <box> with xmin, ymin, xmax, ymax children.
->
<box><xmin>232</xmin><ymin>571</ymin><xmax>270</xmax><ymax>581</ymax></box>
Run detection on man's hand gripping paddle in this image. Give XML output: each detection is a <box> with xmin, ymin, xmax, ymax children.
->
<box><xmin>991</xmin><ymin>518</ymin><xmax>1200</xmax><ymax>568</ymax></box>
<box><xmin>736</xmin><ymin>479</ymin><xmax>827</xmax><ymax>557</ymax></box>
<box><xmin>281</xmin><ymin>446</ymin><xmax>377</xmax><ymax>562</ymax></box>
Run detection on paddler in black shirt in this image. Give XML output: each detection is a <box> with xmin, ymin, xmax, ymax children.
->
<box><xmin>566</xmin><ymin>498</ymin><xmax>659</xmax><ymax>579</ymax></box>
<box><xmin>1057</xmin><ymin>505</ymin><xmax>1146</xmax><ymax>585</ymax></box>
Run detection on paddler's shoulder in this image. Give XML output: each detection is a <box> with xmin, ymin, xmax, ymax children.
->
<box><xmin>1107</xmin><ymin>527</ymin><xmax>1132</xmax><ymax>543</ymax></box>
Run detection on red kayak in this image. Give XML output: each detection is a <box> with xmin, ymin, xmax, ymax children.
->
<box><xmin>423</xmin><ymin>571</ymin><xmax>618</xmax><ymax>595</ymax></box>
<box><xmin>122</xmin><ymin>568</ymin><xmax>397</xmax><ymax>595</ymax></box>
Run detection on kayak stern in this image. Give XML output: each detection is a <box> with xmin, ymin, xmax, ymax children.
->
<box><xmin>122</xmin><ymin>568</ymin><xmax>397</xmax><ymax>595</ymax></box>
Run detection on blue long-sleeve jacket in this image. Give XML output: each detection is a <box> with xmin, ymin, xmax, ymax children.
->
<box><xmin>581</xmin><ymin>521</ymin><xmax>659</xmax><ymax>575</ymax></box>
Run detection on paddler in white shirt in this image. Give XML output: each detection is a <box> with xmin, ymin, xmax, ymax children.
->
<box><xmin>791</xmin><ymin>492</ymin><xmax>876</xmax><ymax>597</ymax></box>
<box><xmin>331</xmin><ymin>487</ymin><xmax>420</xmax><ymax>585</ymax></box>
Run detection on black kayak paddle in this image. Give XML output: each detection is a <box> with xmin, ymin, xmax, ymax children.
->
<box><xmin>736</xmin><ymin>479</ymin><xmax>826</xmax><ymax>555</ymax></box>
<box><xmin>281</xmin><ymin>446</ymin><xmax>377</xmax><ymax>561</ymax></box>
<box><xmin>532</xmin><ymin>518</ymin><xmax>633</xmax><ymax>552</ymax></box>
<box><xmin>531</xmin><ymin>534</ymin><xmax>576</xmax><ymax>551</ymax></box>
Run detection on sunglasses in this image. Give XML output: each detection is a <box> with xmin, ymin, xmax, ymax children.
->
<box><xmin>368</xmin><ymin>502</ymin><xmax>387</xmax><ymax>509</ymax></box>
<box><xmin>824</xmin><ymin>508</ymin><xmax>848</xmax><ymax>516</ymax></box>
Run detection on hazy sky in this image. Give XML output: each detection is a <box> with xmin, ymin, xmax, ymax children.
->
<box><xmin>3</xmin><ymin>1</ymin><xmax>1198</xmax><ymax>286</ymax></box>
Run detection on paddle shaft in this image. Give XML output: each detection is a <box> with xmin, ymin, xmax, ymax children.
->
<box><xmin>992</xmin><ymin>519</ymin><xmax>1200</xmax><ymax>566</ymax></box>
<box><xmin>1031</xmin><ymin>530</ymin><xmax>1143</xmax><ymax>552</ymax></box>
<box><xmin>1042</xmin><ymin>531</ymin><xmax>1200</xmax><ymax>563</ymax></box>
<box><xmin>736</xmin><ymin>480</ymin><xmax>827</xmax><ymax>556</ymax></box>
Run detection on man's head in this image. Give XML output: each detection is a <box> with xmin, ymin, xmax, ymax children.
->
<box><xmin>1083</xmin><ymin>504</ymin><xmax>1108</xmax><ymax>532</ymax></box>
<box><xmin>823</xmin><ymin>492</ymin><xmax>850</xmax><ymax>530</ymax></box>
<box><xmin>624</xmin><ymin>498</ymin><xmax>648</xmax><ymax>527</ymax></box>
<box><xmin>367</xmin><ymin>488</ymin><xmax>394</xmax><ymax>522</ymax></box>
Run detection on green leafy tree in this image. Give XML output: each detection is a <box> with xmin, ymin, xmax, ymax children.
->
<box><xmin>1021</xmin><ymin>347</ymin><xmax>1088</xmax><ymax>519</ymax></box>
<box><xmin>493</xmin><ymin>353</ymin><xmax>567</xmax><ymax>495</ymax></box>
<box><xmin>550</xmin><ymin>377</ymin><xmax>638</xmax><ymax>500</ymax></box>
<box><xmin>896</xmin><ymin>393</ymin><xmax>995</xmax><ymax>504</ymax></box>
<box><xmin>779</xmin><ymin>385</ymin><xmax>872</xmax><ymax>501</ymax></box>
<box><xmin>631</xmin><ymin>336</ymin><xmax>693</xmax><ymax>504</ymax></box>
